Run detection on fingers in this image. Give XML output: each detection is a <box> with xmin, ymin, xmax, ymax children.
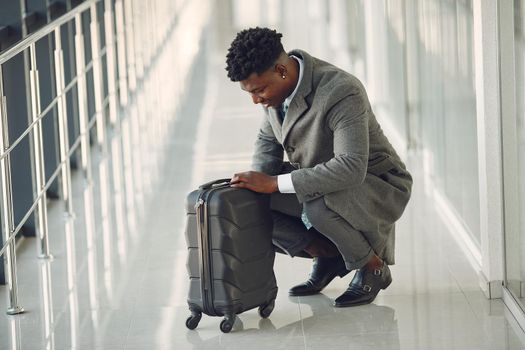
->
<box><xmin>230</xmin><ymin>173</ymin><xmax>242</xmax><ymax>184</ymax></box>
<box><xmin>230</xmin><ymin>171</ymin><xmax>271</xmax><ymax>193</ymax></box>
<box><xmin>230</xmin><ymin>172</ymin><xmax>246</xmax><ymax>187</ymax></box>
<box><xmin>230</xmin><ymin>175</ymin><xmax>239</xmax><ymax>184</ymax></box>
<box><xmin>230</xmin><ymin>178</ymin><xmax>254</xmax><ymax>191</ymax></box>
<box><xmin>230</xmin><ymin>171</ymin><xmax>255</xmax><ymax>191</ymax></box>
<box><xmin>230</xmin><ymin>182</ymin><xmax>248</xmax><ymax>189</ymax></box>
<box><xmin>230</xmin><ymin>171</ymin><xmax>254</xmax><ymax>184</ymax></box>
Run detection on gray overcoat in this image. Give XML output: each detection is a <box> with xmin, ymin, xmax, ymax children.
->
<box><xmin>252</xmin><ymin>50</ymin><xmax>412</xmax><ymax>265</ymax></box>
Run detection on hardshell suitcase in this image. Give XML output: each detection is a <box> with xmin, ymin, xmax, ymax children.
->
<box><xmin>185</xmin><ymin>179</ymin><xmax>278</xmax><ymax>333</ymax></box>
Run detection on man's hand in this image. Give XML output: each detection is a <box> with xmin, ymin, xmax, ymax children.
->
<box><xmin>230</xmin><ymin>171</ymin><xmax>278</xmax><ymax>193</ymax></box>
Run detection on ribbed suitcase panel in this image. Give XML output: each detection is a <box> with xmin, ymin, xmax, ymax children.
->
<box><xmin>185</xmin><ymin>186</ymin><xmax>278</xmax><ymax>317</ymax></box>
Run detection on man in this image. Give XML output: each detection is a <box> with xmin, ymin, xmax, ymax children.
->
<box><xmin>227</xmin><ymin>27</ymin><xmax>412</xmax><ymax>307</ymax></box>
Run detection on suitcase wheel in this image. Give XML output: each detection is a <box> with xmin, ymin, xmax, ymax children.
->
<box><xmin>258</xmin><ymin>299</ymin><xmax>275</xmax><ymax>319</ymax></box>
<box><xmin>220</xmin><ymin>314</ymin><xmax>236</xmax><ymax>333</ymax></box>
<box><xmin>185</xmin><ymin>312</ymin><xmax>202</xmax><ymax>330</ymax></box>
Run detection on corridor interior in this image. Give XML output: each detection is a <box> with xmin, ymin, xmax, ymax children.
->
<box><xmin>2</xmin><ymin>7</ymin><xmax>525</xmax><ymax>350</ymax></box>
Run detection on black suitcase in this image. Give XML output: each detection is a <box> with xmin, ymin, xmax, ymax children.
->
<box><xmin>185</xmin><ymin>179</ymin><xmax>278</xmax><ymax>333</ymax></box>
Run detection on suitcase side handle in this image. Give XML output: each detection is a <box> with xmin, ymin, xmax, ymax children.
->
<box><xmin>199</xmin><ymin>178</ymin><xmax>232</xmax><ymax>190</ymax></box>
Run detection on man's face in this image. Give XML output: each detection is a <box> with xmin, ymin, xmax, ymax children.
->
<box><xmin>239</xmin><ymin>67</ymin><xmax>292</xmax><ymax>109</ymax></box>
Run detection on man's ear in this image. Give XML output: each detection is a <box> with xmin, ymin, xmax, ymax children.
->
<box><xmin>274</xmin><ymin>63</ymin><xmax>287</xmax><ymax>77</ymax></box>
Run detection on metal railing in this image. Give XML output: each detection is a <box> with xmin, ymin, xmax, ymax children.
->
<box><xmin>0</xmin><ymin>0</ymin><xmax>196</xmax><ymax>315</ymax></box>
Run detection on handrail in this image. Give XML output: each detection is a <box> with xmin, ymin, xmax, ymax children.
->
<box><xmin>0</xmin><ymin>93</ymin><xmax>106</xmax><ymax>258</ymax></box>
<box><xmin>0</xmin><ymin>52</ymin><xmax>103</xmax><ymax>161</ymax></box>
<box><xmin>0</xmin><ymin>132</ymin><xmax>83</xmax><ymax>258</ymax></box>
<box><xmin>0</xmin><ymin>0</ymin><xmax>106</xmax><ymax>315</ymax></box>
<box><xmin>0</xmin><ymin>0</ymin><xmax>202</xmax><ymax>321</ymax></box>
<box><xmin>0</xmin><ymin>0</ymin><xmax>100</xmax><ymax>65</ymax></box>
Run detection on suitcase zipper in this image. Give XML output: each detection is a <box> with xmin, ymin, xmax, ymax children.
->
<box><xmin>196</xmin><ymin>185</ymin><xmax>226</xmax><ymax>316</ymax></box>
<box><xmin>195</xmin><ymin>184</ymin><xmax>230</xmax><ymax>316</ymax></box>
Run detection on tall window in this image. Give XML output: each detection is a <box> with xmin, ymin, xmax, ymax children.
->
<box><xmin>415</xmin><ymin>0</ymin><xmax>480</xmax><ymax>244</ymax></box>
<box><xmin>506</xmin><ymin>0</ymin><xmax>525</xmax><ymax>306</ymax></box>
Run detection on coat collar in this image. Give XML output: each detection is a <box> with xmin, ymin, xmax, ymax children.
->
<box><xmin>281</xmin><ymin>49</ymin><xmax>314</xmax><ymax>144</ymax></box>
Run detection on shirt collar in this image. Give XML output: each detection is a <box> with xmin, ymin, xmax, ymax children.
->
<box><xmin>283</xmin><ymin>55</ymin><xmax>304</xmax><ymax>110</ymax></box>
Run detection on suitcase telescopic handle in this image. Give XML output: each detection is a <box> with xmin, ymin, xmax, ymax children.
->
<box><xmin>199</xmin><ymin>178</ymin><xmax>232</xmax><ymax>190</ymax></box>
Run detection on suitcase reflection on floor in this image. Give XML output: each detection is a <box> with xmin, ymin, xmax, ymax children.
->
<box><xmin>184</xmin><ymin>293</ymin><xmax>399</xmax><ymax>349</ymax></box>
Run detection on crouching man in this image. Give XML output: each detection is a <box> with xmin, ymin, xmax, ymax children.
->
<box><xmin>227</xmin><ymin>27</ymin><xmax>412</xmax><ymax>307</ymax></box>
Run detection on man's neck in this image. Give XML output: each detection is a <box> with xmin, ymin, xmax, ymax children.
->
<box><xmin>288</xmin><ymin>56</ymin><xmax>300</xmax><ymax>95</ymax></box>
<box><xmin>284</xmin><ymin>55</ymin><xmax>303</xmax><ymax>105</ymax></box>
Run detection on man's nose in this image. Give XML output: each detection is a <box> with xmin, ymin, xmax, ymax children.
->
<box><xmin>251</xmin><ymin>94</ymin><xmax>263</xmax><ymax>104</ymax></box>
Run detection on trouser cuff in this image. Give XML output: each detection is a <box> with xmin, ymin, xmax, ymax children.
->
<box><xmin>343</xmin><ymin>248</ymin><xmax>375</xmax><ymax>271</ymax></box>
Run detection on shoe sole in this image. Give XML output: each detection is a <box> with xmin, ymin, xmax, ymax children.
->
<box><xmin>288</xmin><ymin>290</ymin><xmax>322</xmax><ymax>296</ymax></box>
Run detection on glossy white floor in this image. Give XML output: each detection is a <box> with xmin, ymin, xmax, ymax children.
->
<box><xmin>2</xmin><ymin>31</ymin><xmax>525</xmax><ymax>350</ymax></box>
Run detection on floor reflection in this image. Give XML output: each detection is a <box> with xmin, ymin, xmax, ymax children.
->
<box><xmin>181</xmin><ymin>294</ymin><xmax>400</xmax><ymax>350</ymax></box>
<box><xmin>121</xmin><ymin>116</ymin><xmax>138</xmax><ymax>244</ymax></box>
<box><xmin>110</xmin><ymin>135</ymin><xmax>129</xmax><ymax>266</ymax></box>
<box><xmin>8</xmin><ymin>316</ymin><xmax>21</xmax><ymax>350</ymax></box>
<box><xmin>98</xmin><ymin>153</ymin><xmax>114</xmax><ymax>303</ymax></box>
<box><xmin>82</xmin><ymin>183</ymin><xmax>100</xmax><ymax>325</ymax></box>
<box><xmin>64</xmin><ymin>216</ymin><xmax>80</xmax><ymax>349</ymax></box>
<box><xmin>299</xmin><ymin>294</ymin><xmax>399</xmax><ymax>335</ymax></box>
<box><xmin>38</xmin><ymin>260</ymin><xmax>54</xmax><ymax>350</ymax></box>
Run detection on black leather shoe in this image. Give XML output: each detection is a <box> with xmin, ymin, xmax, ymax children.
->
<box><xmin>334</xmin><ymin>262</ymin><xmax>392</xmax><ymax>307</ymax></box>
<box><xmin>289</xmin><ymin>256</ymin><xmax>349</xmax><ymax>296</ymax></box>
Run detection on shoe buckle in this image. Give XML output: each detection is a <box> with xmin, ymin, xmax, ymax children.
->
<box><xmin>363</xmin><ymin>284</ymin><xmax>372</xmax><ymax>292</ymax></box>
<box><xmin>373</xmin><ymin>268</ymin><xmax>382</xmax><ymax>276</ymax></box>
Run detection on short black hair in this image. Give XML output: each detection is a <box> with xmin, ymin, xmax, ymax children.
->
<box><xmin>225</xmin><ymin>27</ymin><xmax>284</xmax><ymax>81</ymax></box>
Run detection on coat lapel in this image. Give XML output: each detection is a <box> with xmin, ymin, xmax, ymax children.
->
<box><xmin>282</xmin><ymin>50</ymin><xmax>313</xmax><ymax>144</ymax></box>
<box><xmin>282</xmin><ymin>96</ymin><xmax>308</xmax><ymax>143</ymax></box>
<box><xmin>268</xmin><ymin>107</ymin><xmax>283</xmax><ymax>141</ymax></box>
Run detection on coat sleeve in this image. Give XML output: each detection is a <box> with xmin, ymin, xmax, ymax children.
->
<box><xmin>291</xmin><ymin>91</ymin><xmax>369</xmax><ymax>203</ymax></box>
<box><xmin>251</xmin><ymin>117</ymin><xmax>284</xmax><ymax>176</ymax></box>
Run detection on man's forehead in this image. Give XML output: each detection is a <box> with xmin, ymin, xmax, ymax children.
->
<box><xmin>240</xmin><ymin>72</ymin><xmax>266</xmax><ymax>91</ymax></box>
